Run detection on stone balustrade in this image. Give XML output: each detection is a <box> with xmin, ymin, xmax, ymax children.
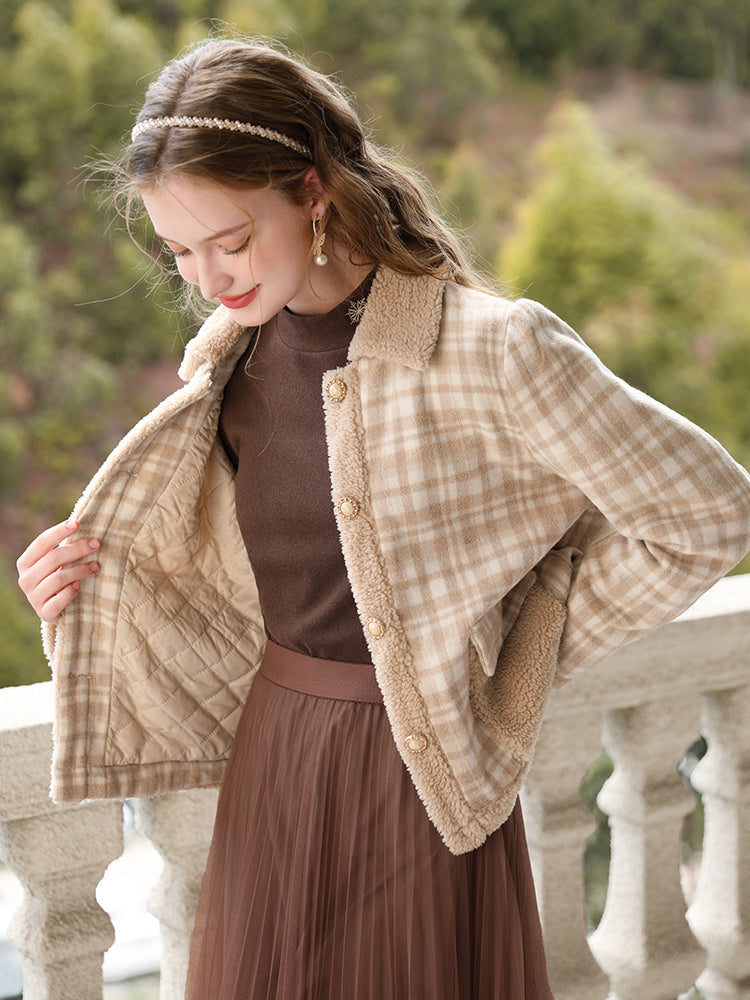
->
<box><xmin>0</xmin><ymin>681</ymin><xmax>218</xmax><ymax>1000</ymax></box>
<box><xmin>1</xmin><ymin>573</ymin><xmax>748</xmax><ymax>1000</ymax></box>
<box><xmin>525</xmin><ymin>573</ymin><xmax>750</xmax><ymax>1000</ymax></box>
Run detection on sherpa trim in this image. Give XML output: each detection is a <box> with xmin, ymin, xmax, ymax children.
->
<box><xmin>348</xmin><ymin>267</ymin><xmax>444</xmax><ymax>370</ymax></box>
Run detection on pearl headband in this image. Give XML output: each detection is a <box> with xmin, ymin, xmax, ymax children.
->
<box><xmin>131</xmin><ymin>116</ymin><xmax>312</xmax><ymax>158</ymax></box>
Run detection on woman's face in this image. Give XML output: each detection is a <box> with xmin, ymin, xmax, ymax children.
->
<box><xmin>141</xmin><ymin>171</ymin><xmax>332</xmax><ymax>322</ymax></box>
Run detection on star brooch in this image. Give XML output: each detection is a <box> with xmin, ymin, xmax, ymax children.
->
<box><xmin>347</xmin><ymin>298</ymin><xmax>367</xmax><ymax>325</ymax></box>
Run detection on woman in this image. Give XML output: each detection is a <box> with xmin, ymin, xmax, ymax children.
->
<box><xmin>17</xmin><ymin>37</ymin><xmax>750</xmax><ymax>999</ymax></box>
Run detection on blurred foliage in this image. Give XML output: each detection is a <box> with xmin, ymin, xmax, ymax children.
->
<box><xmin>2</xmin><ymin>0</ymin><xmax>750</xmax><ymax>685</ymax></box>
<box><xmin>467</xmin><ymin>0</ymin><xmax>750</xmax><ymax>86</ymax></box>
<box><xmin>0</xmin><ymin>569</ymin><xmax>49</xmax><ymax>687</ymax></box>
<box><xmin>467</xmin><ymin>0</ymin><xmax>621</xmax><ymax>76</ymax></box>
<box><xmin>500</xmin><ymin>100</ymin><xmax>750</xmax><ymax>471</ymax></box>
<box><xmin>579</xmin><ymin>751</ymin><xmax>614</xmax><ymax>931</ymax></box>
<box><xmin>103</xmin><ymin>973</ymin><xmax>160</xmax><ymax>1000</ymax></box>
<box><xmin>265</xmin><ymin>0</ymin><xmax>501</xmax><ymax>144</ymax></box>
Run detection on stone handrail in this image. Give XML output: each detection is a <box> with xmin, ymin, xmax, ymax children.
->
<box><xmin>1</xmin><ymin>574</ymin><xmax>749</xmax><ymax>999</ymax></box>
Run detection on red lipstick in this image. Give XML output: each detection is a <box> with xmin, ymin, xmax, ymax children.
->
<box><xmin>218</xmin><ymin>286</ymin><xmax>259</xmax><ymax>310</ymax></box>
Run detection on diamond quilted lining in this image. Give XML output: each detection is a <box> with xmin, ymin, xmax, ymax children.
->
<box><xmin>105</xmin><ymin>439</ymin><xmax>264</xmax><ymax>766</ymax></box>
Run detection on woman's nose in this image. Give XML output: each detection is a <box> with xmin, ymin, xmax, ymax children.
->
<box><xmin>196</xmin><ymin>258</ymin><xmax>232</xmax><ymax>301</ymax></box>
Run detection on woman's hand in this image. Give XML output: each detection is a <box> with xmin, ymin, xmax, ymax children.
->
<box><xmin>16</xmin><ymin>519</ymin><xmax>100</xmax><ymax>624</ymax></box>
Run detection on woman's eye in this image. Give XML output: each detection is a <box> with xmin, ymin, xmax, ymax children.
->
<box><xmin>160</xmin><ymin>243</ymin><xmax>190</xmax><ymax>259</ymax></box>
<box><xmin>224</xmin><ymin>234</ymin><xmax>252</xmax><ymax>256</ymax></box>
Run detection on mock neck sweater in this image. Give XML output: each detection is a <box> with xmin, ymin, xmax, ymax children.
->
<box><xmin>219</xmin><ymin>273</ymin><xmax>374</xmax><ymax>663</ymax></box>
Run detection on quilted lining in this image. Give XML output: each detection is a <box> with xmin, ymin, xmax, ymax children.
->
<box><xmin>105</xmin><ymin>439</ymin><xmax>263</xmax><ymax>766</ymax></box>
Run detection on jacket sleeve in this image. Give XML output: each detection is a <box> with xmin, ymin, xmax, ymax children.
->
<box><xmin>502</xmin><ymin>298</ymin><xmax>750</xmax><ymax>681</ymax></box>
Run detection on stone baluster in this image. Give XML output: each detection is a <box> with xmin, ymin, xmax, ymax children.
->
<box><xmin>523</xmin><ymin>702</ymin><xmax>609</xmax><ymax>1000</ymax></box>
<box><xmin>134</xmin><ymin>789</ymin><xmax>218</xmax><ymax>1000</ymax></box>
<box><xmin>0</xmin><ymin>682</ymin><xmax>124</xmax><ymax>1000</ymax></box>
<box><xmin>686</xmin><ymin>685</ymin><xmax>750</xmax><ymax>1000</ymax></box>
<box><xmin>588</xmin><ymin>695</ymin><xmax>705</xmax><ymax>999</ymax></box>
<box><xmin>0</xmin><ymin>803</ymin><xmax>124</xmax><ymax>1000</ymax></box>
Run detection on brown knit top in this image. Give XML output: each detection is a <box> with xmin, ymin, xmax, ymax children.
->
<box><xmin>219</xmin><ymin>273</ymin><xmax>374</xmax><ymax>664</ymax></box>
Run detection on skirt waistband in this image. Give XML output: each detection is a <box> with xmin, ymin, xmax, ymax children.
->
<box><xmin>260</xmin><ymin>639</ymin><xmax>384</xmax><ymax>704</ymax></box>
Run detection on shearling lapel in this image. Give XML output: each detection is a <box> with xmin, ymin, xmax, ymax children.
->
<box><xmin>178</xmin><ymin>305</ymin><xmax>246</xmax><ymax>382</ymax></box>
<box><xmin>348</xmin><ymin>268</ymin><xmax>445</xmax><ymax>370</ymax></box>
<box><xmin>177</xmin><ymin>269</ymin><xmax>446</xmax><ymax>381</ymax></box>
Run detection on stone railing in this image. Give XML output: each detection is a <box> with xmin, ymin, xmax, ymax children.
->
<box><xmin>0</xmin><ymin>574</ymin><xmax>748</xmax><ymax>1000</ymax></box>
<box><xmin>524</xmin><ymin>572</ymin><xmax>750</xmax><ymax>1000</ymax></box>
<box><xmin>0</xmin><ymin>682</ymin><xmax>218</xmax><ymax>1000</ymax></box>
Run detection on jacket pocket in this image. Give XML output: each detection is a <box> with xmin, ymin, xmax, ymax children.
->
<box><xmin>469</xmin><ymin>583</ymin><xmax>568</xmax><ymax>762</ymax></box>
<box><xmin>470</xmin><ymin>571</ymin><xmax>535</xmax><ymax>678</ymax></box>
<box><xmin>469</xmin><ymin>545</ymin><xmax>580</xmax><ymax>679</ymax></box>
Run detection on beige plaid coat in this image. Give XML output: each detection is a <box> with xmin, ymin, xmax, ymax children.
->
<box><xmin>44</xmin><ymin>267</ymin><xmax>750</xmax><ymax>853</ymax></box>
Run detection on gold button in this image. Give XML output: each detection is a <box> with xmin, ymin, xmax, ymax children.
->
<box><xmin>326</xmin><ymin>378</ymin><xmax>347</xmax><ymax>402</ymax></box>
<box><xmin>405</xmin><ymin>733</ymin><xmax>428</xmax><ymax>753</ymax></box>
<box><xmin>337</xmin><ymin>497</ymin><xmax>360</xmax><ymax>519</ymax></box>
<box><xmin>366</xmin><ymin>617</ymin><xmax>386</xmax><ymax>639</ymax></box>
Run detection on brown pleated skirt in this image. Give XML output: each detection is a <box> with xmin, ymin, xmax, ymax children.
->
<box><xmin>186</xmin><ymin>641</ymin><xmax>554</xmax><ymax>1000</ymax></box>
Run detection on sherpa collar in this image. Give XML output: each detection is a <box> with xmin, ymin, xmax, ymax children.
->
<box><xmin>348</xmin><ymin>267</ymin><xmax>445</xmax><ymax>371</ymax></box>
<box><xmin>178</xmin><ymin>267</ymin><xmax>447</xmax><ymax>383</ymax></box>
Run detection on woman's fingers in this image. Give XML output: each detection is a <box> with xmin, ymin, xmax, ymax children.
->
<box><xmin>17</xmin><ymin>519</ymin><xmax>81</xmax><ymax>573</ymax></box>
<box><xmin>17</xmin><ymin>519</ymin><xmax>101</xmax><ymax>623</ymax></box>
<box><xmin>32</xmin><ymin>558</ymin><xmax>100</xmax><ymax>619</ymax></box>
<box><xmin>18</xmin><ymin>525</ymin><xmax>100</xmax><ymax>592</ymax></box>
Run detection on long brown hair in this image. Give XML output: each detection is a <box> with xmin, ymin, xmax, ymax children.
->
<box><xmin>120</xmin><ymin>37</ymin><xmax>490</xmax><ymax>292</ymax></box>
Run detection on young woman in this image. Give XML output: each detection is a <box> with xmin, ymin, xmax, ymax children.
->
<box><xmin>17</xmin><ymin>37</ymin><xmax>750</xmax><ymax>1000</ymax></box>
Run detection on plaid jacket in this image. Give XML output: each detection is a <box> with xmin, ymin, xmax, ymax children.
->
<box><xmin>44</xmin><ymin>267</ymin><xmax>750</xmax><ymax>853</ymax></box>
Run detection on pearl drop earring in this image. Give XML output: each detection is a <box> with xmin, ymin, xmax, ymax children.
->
<box><xmin>312</xmin><ymin>217</ymin><xmax>328</xmax><ymax>266</ymax></box>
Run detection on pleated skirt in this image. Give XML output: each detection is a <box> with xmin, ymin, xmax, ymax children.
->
<box><xmin>185</xmin><ymin>640</ymin><xmax>554</xmax><ymax>1000</ymax></box>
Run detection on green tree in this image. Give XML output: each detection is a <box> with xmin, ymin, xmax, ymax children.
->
<box><xmin>0</xmin><ymin>1</ymin><xmax>180</xmax><ymax>686</ymax></box>
<box><xmin>467</xmin><ymin>0</ymin><xmax>750</xmax><ymax>85</ymax></box>
<box><xmin>0</xmin><ymin>0</ymin><xmax>175</xmax><ymax>360</ymax></box>
<box><xmin>499</xmin><ymin>100</ymin><xmax>750</xmax><ymax>476</ymax></box>
<box><xmin>0</xmin><ymin>566</ymin><xmax>50</xmax><ymax>688</ymax></box>
<box><xmin>466</xmin><ymin>0</ymin><xmax>627</xmax><ymax>75</ymax></box>
<box><xmin>632</xmin><ymin>0</ymin><xmax>750</xmax><ymax>85</ymax></box>
<box><xmin>259</xmin><ymin>0</ymin><xmax>501</xmax><ymax>144</ymax></box>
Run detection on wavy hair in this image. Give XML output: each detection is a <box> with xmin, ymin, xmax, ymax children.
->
<box><xmin>118</xmin><ymin>37</ymin><xmax>491</xmax><ymax>294</ymax></box>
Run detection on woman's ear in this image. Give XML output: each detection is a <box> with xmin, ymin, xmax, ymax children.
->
<box><xmin>301</xmin><ymin>166</ymin><xmax>330</xmax><ymax>218</ymax></box>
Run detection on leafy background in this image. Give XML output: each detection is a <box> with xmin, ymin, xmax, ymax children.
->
<box><xmin>3</xmin><ymin>0</ymin><xmax>750</xmax><ymax>686</ymax></box>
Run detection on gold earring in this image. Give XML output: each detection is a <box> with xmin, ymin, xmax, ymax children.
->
<box><xmin>312</xmin><ymin>217</ymin><xmax>328</xmax><ymax>266</ymax></box>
